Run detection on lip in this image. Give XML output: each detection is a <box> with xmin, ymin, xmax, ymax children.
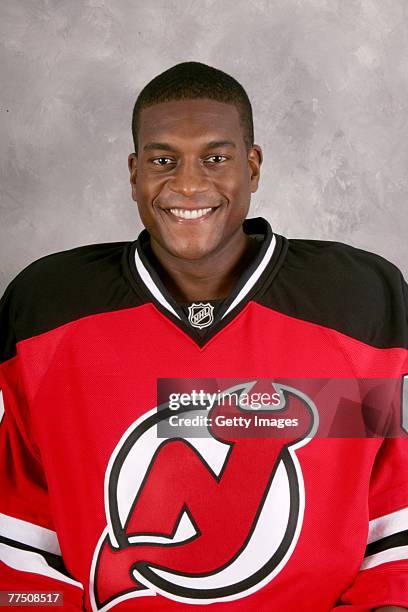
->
<box><xmin>159</xmin><ymin>206</ymin><xmax>220</xmax><ymax>223</ymax></box>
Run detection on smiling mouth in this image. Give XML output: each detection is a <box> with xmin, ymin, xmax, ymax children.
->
<box><xmin>162</xmin><ymin>207</ymin><xmax>218</xmax><ymax>221</ymax></box>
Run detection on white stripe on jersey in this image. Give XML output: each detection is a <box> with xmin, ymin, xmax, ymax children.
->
<box><xmin>368</xmin><ymin>506</ymin><xmax>408</xmax><ymax>544</ymax></box>
<box><xmin>222</xmin><ymin>234</ymin><xmax>277</xmax><ymax>319</ymax></box>
<box><xmin>134</xmin><ymin>248</ymin><xmax>180</xmax><ymax>319</ymax></box>
<box><xmin>360</xmin><ymin>544</ymin><xmax>408</xmax><ymax>570</ymax></box>
<box><xmin>0</xmin><ymin>389</ymin><xmax>4</xmax><ymax>424</ymax></box>
<box><xmin>0</xmin><ymin>543</ymin><xmax>83</xmax><ymax>588</ymax></box>
<box><xmin>0</xmin><ymin>512</ymin><xmax>61</xmax><ymax>555</ymax></box>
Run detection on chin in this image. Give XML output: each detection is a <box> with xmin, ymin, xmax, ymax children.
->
<box><xmin>170</xmin><ymin>242</ymin><xmax>216</xmax><ymax>262</ymax></box>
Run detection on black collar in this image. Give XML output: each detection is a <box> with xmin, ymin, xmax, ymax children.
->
<box><xmin>128</xmin><ymin>217</ymin><xmax>284</xmax><ymax>346</ymax></box>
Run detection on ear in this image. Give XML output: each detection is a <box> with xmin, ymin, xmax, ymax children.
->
<box><xmin>128</xmin><ymin>153</ymin><xmax>138</xmax><ymax>202</ymax></box>
<box><xmin>248</xmin><ymin>145</ymin><xmax>263</xmax><ymax>193</ymax></box>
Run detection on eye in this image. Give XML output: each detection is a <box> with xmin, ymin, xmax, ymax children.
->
<box><xmin>151</xmin><ymin>157</ymin><xmax>174</xmax><ymax>166</ymax></box>
<box><xmin>205</xmin><ymin>155</ymin><xmax>228</xmax><ymax>164</ymax></box>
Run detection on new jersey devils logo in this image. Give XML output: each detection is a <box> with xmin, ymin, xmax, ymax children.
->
<box><xmin>90</xmin><ymin>381</ymin><xmax>318</xmax><ymax>610</ymax></box>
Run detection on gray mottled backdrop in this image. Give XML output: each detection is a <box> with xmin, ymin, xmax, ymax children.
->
<box><xmin>1</xmin><ymin>0</ymin><xmax>407</xmax><ymax>294</ymax></box>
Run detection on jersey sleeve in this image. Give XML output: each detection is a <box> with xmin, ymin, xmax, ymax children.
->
<box><xmin>332</xmin><ymin>437</ymin><xmax>408</xmax><ymax>611</ymax></box>
<box><xmin>333</xmin><ymin>272</ymin><xmax>408</xmax><ymax>611</ymax></box>
<box><xmin>0</xmin><ymin>281</ymin><xmax>84</xmax><ymax>610</ymax></box>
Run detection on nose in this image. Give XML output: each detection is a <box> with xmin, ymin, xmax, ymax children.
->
<box><xmin>168</xmin><ymin>158</ymin><xmax>209</xmax><ymax>197</ymax></box>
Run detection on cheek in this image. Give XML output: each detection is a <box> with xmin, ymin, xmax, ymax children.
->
<box><xmin>135</xmin><ymin>180</ymin><xmax>157</xmax><ymax>208</ymax></box>
<box><xmin>224</xmin><ymin>165</ymin><xmax>251</xmax><ymax>193</ymax></box>
<box><xmin>208</xmin><ymin>176</ymin><xmax>241</xmax><ymax>206</ymax></box>
<box><xmin>227</xmin><ymin>176</ymin><xmax>251</xmax><ymax>206</ymax></box>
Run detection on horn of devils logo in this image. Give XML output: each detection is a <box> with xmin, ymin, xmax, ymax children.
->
<box><xmin>89</xmin><ymin>381</ymin><xmax>318</xmax><ymax>610</ymax></box>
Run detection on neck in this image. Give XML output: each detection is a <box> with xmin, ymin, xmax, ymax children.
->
<box><xmin>149</xmin><ymin>229</ymin><xmax>259</xmax><ymax>303</ymax></box>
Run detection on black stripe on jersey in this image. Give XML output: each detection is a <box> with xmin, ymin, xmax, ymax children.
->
<box><xmin>365</xmin><ymin>529</ymin><xmax>408</xmax><ymax>557</ymax></box>
<box><xmin>0</xmin><ymin>534</ymin><xmax>73</xmax><ymax>576</ymax></box>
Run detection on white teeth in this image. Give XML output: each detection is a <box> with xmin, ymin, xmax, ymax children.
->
<box><xmin>168</xmin><ymin>207</ymin><xmax>213</xmax><ymax>219</ymax></box>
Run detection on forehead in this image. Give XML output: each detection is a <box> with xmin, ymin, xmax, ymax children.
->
<box><xmin>138</xmin><ymin>98</ymin><xmax>244</xmax><ymax>146</ymax></box>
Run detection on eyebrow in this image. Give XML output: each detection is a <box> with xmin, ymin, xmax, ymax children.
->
<box><xmin>206</xmin><ymin>140</ymin><xmax>236</xmax><ymax>149</ymax></box>
<box><xmin>143</xmin><ymin>140</ymin><xmax>237</xmax><ymax>152</ymax></box>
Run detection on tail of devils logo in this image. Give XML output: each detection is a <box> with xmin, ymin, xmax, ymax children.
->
<box><xmin>89</xmin><ymin>381</ymin><xmax>318</xmax><ymax>610</ymax></box>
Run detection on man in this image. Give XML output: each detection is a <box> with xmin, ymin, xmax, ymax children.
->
<box><xmin>0</xmin><ymin>61</ymin><xmax>407</xmax><ymax>611</ymax></box>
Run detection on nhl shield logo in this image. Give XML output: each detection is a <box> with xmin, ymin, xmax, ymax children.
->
<box><xmin>188</xmin><ymin>302</ymin><xmax>214</xmax><ymax>329</ymax></box>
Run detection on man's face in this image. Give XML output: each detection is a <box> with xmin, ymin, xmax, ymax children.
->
<box><xmin>128</xmin><ymin>98</ymin><xmax>262</xmax><ymax>261</ymax></box>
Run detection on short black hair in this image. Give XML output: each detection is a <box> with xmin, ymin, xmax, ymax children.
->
<box><xmin>131</xmin><ymin>61</ymin><xmax>254</xmax><ymax>153</ymax></box>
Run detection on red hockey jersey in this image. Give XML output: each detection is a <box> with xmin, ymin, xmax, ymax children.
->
<box><xmin>1</xmin><ymin>217</ymin><xmax>407</xmax><ymax>611</ymax></box>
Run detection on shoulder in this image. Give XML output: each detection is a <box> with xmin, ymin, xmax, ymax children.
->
<box><xmin>263</xmin><ymin>235</ymin><xmax>408</xmax><ymax>348</ymax></box>
<box><xmin>284</xmin><ymin>237</ymin><xmax>404</xmax><ymax>295</ymax></box>
<box><xmin>0</xmin><ymin>241</ymin><xmax>136</xmax><ymax>361</ymax></box>
<box><xmin>11</xmin><ymin>241</ymin><xmax>129</xmax><ymax>291</ymax></box>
